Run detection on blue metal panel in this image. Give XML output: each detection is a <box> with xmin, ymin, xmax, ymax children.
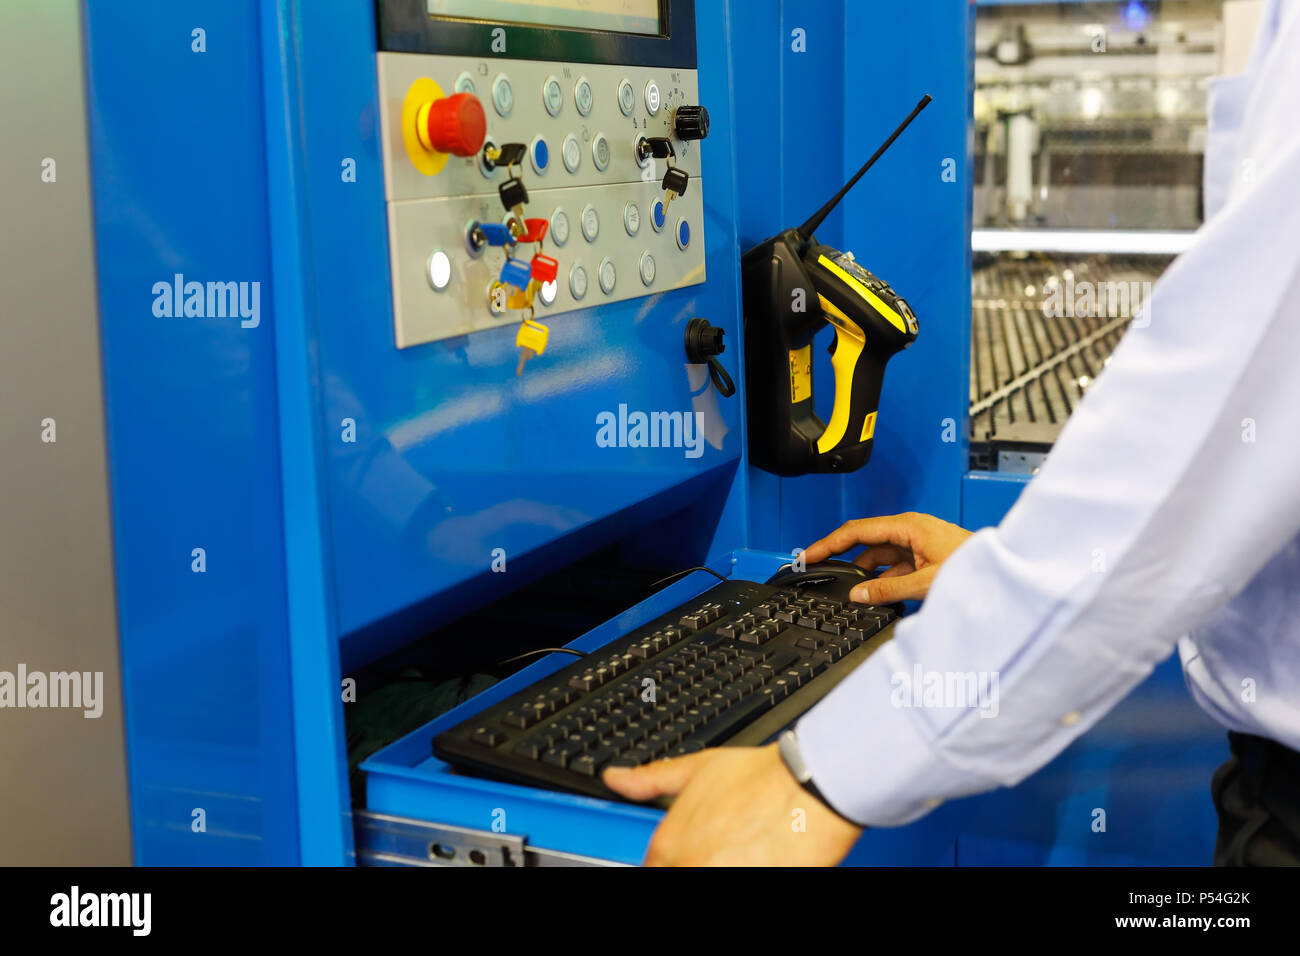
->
<box><xmin>961</xmin><ymin>469</ymin><xmax>1031</xmax><ymax>528</ymax></box>
<box><xmin>285</xmin><ymin>0</ymin><xmax>749</xmax><ymax>669</ymax></box>
<box><xmin>83</xmin><ymin>0</ymin><xmax>301</xmax><ymax>864</ymax></box>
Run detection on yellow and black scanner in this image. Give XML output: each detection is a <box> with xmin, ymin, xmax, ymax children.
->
<box><xmin>742</xmin><ymin>95</ymin><xmax>930</xmax><ymax>476</ymax></box>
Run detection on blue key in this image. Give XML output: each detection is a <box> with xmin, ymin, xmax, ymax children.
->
<box><xmin>478</xmin><ymin>222</ymin><xmax>514</xmax><ymax>246</ymax></box>
<box><xmin>499</xmin><ymin>256</ymin><xmax>531</xmax><ymax>288</ymax></box>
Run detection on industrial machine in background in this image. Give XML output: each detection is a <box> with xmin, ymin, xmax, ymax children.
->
<box><xmin>968</xmin><ymin>0</ymin><xmax>1241</xmax><ymax>472</ymax></box>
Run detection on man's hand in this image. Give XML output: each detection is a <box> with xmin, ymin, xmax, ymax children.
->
<box><xmin>602</xmin><ymin>744</ymin><xmax>862</xmax><ymax>866</ymax></box>
<box><xmin>802</xmin><ymin>512</ymin><xmax>973</xmax><ymax>604</ymax></box>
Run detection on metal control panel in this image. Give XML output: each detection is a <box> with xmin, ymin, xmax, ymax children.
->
<box><xmin>377</xmin><ymin>54</ymin><xmax>707</xmax><ymax>347</ymax></box>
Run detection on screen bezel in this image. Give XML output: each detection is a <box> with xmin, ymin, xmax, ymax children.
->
<box><xmin>376</xmin><ymin>0</ymin><xmax>696</xmax><ymax>68</ymax></box>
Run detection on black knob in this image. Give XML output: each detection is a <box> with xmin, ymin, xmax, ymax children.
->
<box><xmin>674</xmin><ymin>105</ymin><xmax>710</xmax><ymax>141</ymax></box>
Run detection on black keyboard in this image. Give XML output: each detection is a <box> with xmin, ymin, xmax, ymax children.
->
<box><xmin>433</xmin><ymin>575</ymin><xmax>898</xmax><ymax>802</ymax></box>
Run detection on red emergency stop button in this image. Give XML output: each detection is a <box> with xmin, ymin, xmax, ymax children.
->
<box><xmin>416</xmin><ymin>92</ymin><xmax>486</xmax><ymax>157</ymax></box>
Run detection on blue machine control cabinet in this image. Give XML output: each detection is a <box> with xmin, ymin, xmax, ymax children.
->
<box><xmin>81</xmin><ymin>0</ymin><xmax>974</xmax><ymax>864</ymax></box>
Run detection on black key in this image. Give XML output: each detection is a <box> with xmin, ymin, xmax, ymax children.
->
<box><xmin>470</xmin><ymin>726</ymin><xmax>507</xmax><ymax>746</ymax></box>
<box><xmin>766</xmin><ymin>649</ymin><xmax>800</xmax><ymax>671</ymax></box>
<box><xmin>820</xmin><ymin>620</ymin><xmax>846</xmax><ymax>636</ymax></box>
<box><xmin>513</xmin><ymin>737</ymin><xmax>544</xmax><ymax>759</ymax></box>
<box><xmin>689</xmin><ymin>692</ymin><xmax>775</xmax><ymax>746</ymax></box>
<box><xmin>796</xmin><ymin>635</ymin><xmax>821</xmax><ymax>650</ymax></box>
<box><xmin>678</xmin><ymin>613</ymin><xmax>705</xmax><ymax>631</ymax></box>
<box><xmin>751</xmin><ymin>603</ymin><xmax>775</xmax><ymax>619</ymax></box>
<box><xmin>776</xmin><ymin>608</ymin><xmax>799</xmax><ymax>623</ymax></box>
<box><xmin>571</xmin><ymin>746</ymin><xmax>615</xmax><ymax>776</ymax></box>
<box><xmin>542</xmin><ymin>738</ymin><xmax>584</xmax><ymax>768</ymax></box>
<box><xmin>670</xmin><ymin>740</ymin><xmax>707</xmax><ymax>757</ymax></box>
<box><xmin>809</xmin><ymin>652</ymin><xmax>831</xmax><ymax>675</ymax></box>
<box><xmin>498</xmin><ymin>174</ymin><xmax>528</xmax><ymax>211</ymax></box>
<box><xmin>569</xmin><ymin>671</ymin><xmax>599</xmax><ymax>692</ymax></box>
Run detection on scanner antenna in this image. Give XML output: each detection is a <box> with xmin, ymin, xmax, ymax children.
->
<box><xmin>795</xmin><ymin>93</ymin><xmax>933</xmax><ymax>241</ymax></box>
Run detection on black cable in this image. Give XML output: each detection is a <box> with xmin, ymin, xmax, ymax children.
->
<box><xmin>495</xmin><ymin>646</ymin><xmax>588</xmax><ymax>668</ymax></box>
<box><xmin>707</xmin><ymin>357</ymin><xmax>735</xmax><ymax>398</ymax></box>
<box><xmin>648</xmin><ymin>565</ymin><xmax>729</xmax><ymax>591</ymax></box>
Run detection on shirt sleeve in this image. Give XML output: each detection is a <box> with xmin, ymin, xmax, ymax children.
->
<box><xmin>795</xmin><ymin>9</ymin><xmax>1300</xmax><ymax>827</ymax></box>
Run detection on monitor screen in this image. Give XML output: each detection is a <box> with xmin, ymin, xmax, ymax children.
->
<box><xmin>426</xmin><ymin>0</ymin><xmax>661</xmax><ymax>37</ymax></box>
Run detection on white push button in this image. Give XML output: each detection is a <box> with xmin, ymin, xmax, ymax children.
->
<box><xmin>550</xmin><ymin>208</ymin><xmax>570</xmax><ymax>247</ymax></box>
<box><xmin>639</xmin><ymin>251</ymin><xmax>656</xmax><ymax>286</ymax></box>
<box><xmin>539</xmin><ymin>279</ymin><xmax>557</xmax><ymax>306</ymax></box>
<box><xmin>599</xmin><ymin>257</ymin><xmax>617</xmax><ymax>294</ymax></box>
<box><xmin>580</xmin><ymin>204</ymin><xmax>599</xmax><ymax>242</ymax></box>
<box><xmin>618</xmin><ymin>78</ymin><xmax>635</xmax><ymax>115</ymax></box>
<box><xmin>644</xmin><ymin>80</ymin><xmax>661</xmax><ymax>115</ymax></box>
<box><xmin>562</xmin><ymin>134</ymin><xmax>581</xmax><ymax>173</ymax></box>
<box><xmin>454</xmin><ymin>71</ymin><xmax>476</xmax><ymax>95</ymax></box>
<box><xmin>491</xmin><ymin>74</ymin><xmax>513</xmax><ymax>117</ymax></box>
<box><xmin>543</xmin><ymin>75</ymin><xmax>563</xmax><ymax>116</ymax></box>
<box><xmin>624</xmin><ymin>201</ymin><xmax>641</xmax><ymax>236</ymax></box>
<box><xmin>427</xmin><ymin>250</ymin><xmax>451</xmax><ymax>290</ymax></box>
<box><xmin>592</xmin><ymin>133</ymin><xmax>611</xmax><ymax>171</ymax></box>
<box><xmin>574</xmin><ymin>76</ymin><xmax>593</xmax><ymax>116</ymax></box>
<box><xmin>569</xmin><ymin>263</ymin><xmax>588</xmax><ymax>300</ymax></box>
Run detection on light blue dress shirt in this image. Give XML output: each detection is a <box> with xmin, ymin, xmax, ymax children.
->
<box><xmin>797</xmin><ymin>0</ymin><xmax>1300</xmax><ymax>826</ymax></box>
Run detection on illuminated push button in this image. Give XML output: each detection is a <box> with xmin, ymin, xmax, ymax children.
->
<box><xmin>454</xmin><ymin>71</ymin><xmax>476</xmax><ymax>95</ymax></box>
<box><xmin>491</xmin><ymin>74</ymin><xmax>513</xmax><ymax>116</ymax></box>
<box><xmin>639</xmin><ymin>251</ymin><xmax>656</xmax><ymax>286</ymax></box>
<box><xmin>676</xmin><ymin>218</ymin><xmax>691</xmax><ymax>250</ymax></box>
<box><xmin>644</xmin><ymin>80</ymin><xmax>661</xmax><ymax>115</ymax></box>
<box><xmin>592</xmin><ymin>133</ymin><xmax>611</xmax><ymax>171</ymax></box>
<box><xmin>539</xmin><ymin>279</ymin><xmax>558</xmax><ymax>306</ymax></box>
<box><xmin>543</xmin><ymin>74</ymin><xmax>563</xmax><ymax>116</ymax></box>
<box><xmin>530</xmin><ymin>136</ymin><xmax>549</xmax><ymax>175</ymax></box>
<box><xmin>599</xmin><ymin>257</ymin><xmax>617</xmax><ymax>294</ymax></box>
<box><xmin>570</xmin><ymin>263</ymin><xmax>588</xmax><ymax>300</ymax></box>
<box><xmin>426</xmin><ymin>249</ymin><xmax>452</xmax><ymax>290</ymax></box>
<box><xmin>580</xmin><ymin>204</ymin><xmax>599</xmax><ymax>242</ymax></box>
<box><xmin>624</xmin><ymin>201</ymin><xmax>641</xmax><ymax>236</ymax></box>
<box><xmin>618</xmin><ymin>78</ymin><xmax>635</xmax><ymax>115</ymax></box>
<box><xmin>562</xmin><ymin>134</ymin><xmax>581</xmax><ymax>173</ymax></box>
<box><xmin>650</xmin><ymin>199</ymin><xmax>666</xmax><ymax>232</ymax></box>
<box><xmin>417</xmin><ymin>92</ymin><xmax>487</xmax><ymax>156</ymax></box>
<box><xmin>574</xmin><ymin>76</ymin><xmax>594</xmax><ymax>116</ymax></box>
<box><xmin>550</xmin><ymin>208</ymin><xmax>570</xmax><ymax>246</ymax></box>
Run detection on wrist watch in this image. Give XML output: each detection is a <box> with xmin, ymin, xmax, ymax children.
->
<box><xmin>777</xmin><ymin>729</ymin><xmax>865</xmax><ymax>828</ymax></box>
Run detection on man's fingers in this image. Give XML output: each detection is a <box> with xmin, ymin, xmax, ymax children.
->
<box><xmin>602</xmin><ymin>751</ymin><xmax>713</xmax><ymax>801</ymax></box>
<box><xmin>852</xmin><ymin>545</ymin><xmax>911</xmax><ymax>570</ymax></box>
<box><xmin>876</xmin><ymin>561</ymin><xmax>916</xmax><ymax>579</ymax></box>
<box><xmin>850</xmin><ymin>565</ymin><xmax>935</xmax><ymax>604</ymax></box>
<box><xmin>803</xmin><ymin>514</ymin><xmax>926</xmax><ymax>564</ymax></box>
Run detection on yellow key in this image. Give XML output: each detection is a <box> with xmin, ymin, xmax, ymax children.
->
<box><xmin>515</xmin><ymin>318</ymin><xmax>549</xmax><ymax>375</ymax></box>
<box><xmin>506</xmin><ymin>287</ymin><xmax>533</xmax><ymax>310</ymax></box>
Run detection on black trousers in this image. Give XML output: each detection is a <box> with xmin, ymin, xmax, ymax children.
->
<box><xmin>1212</xmin><ymin>732</ymin><xmax>1300</xmax><ymax>866</ymax></box>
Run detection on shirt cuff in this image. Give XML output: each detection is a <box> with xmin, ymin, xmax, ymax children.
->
<box><xmin>794</xmin><ymin>638</ymin><xmax>1003</xmax><ymax>827</ymax></box>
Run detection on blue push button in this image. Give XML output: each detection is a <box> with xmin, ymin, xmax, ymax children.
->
<box><xmin>651</xmin><ymin>199</ymin><xmax>666</xmax><ymax>232</ymax></box>
<box><xmin>530</xmin><ymin>136</ymin><xmax>549</xmax><ymax>174</ymax></box>
<box><xmin>675</xmin><ymin>218</ymin><xmax>690</xmax><ymax>250</ymax></box>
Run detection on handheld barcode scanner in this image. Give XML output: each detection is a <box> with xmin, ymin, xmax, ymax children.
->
<box><xmin>742</xmin><ymin>95</ymin><xmax>931</xmax><ymax>476</ymax></box>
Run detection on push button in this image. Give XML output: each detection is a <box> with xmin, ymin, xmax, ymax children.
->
<box><xmin>644</xmin><ymin>80</ymin><xmax>661</xmax><ymax>114</ymax></box>
<box><xmin>530</xmin><ymin>136</ymin><xmax>549</xmax><ymax>174</ymax></box>
<box><xmin>580</xmin><ymin>204</ymin><xmax>599</xmax><ymax>242</ymax></box>
<box><xmin>618</xmin><ymin>78</ymin><xmax>635</xmax><ymax>115</ymax></box>
<box><xmin>650</xmin><ymin>199</ymin><xmax>666</xmax><ymax>232</ymax></box>
<box><xmin>550</xmin><ymin>208</ymin><xmax>570</xmax><ymax>246</ymax></box>
<box><xmin>639</xmin><ymin>251</ymin><xmax>656</xmax><ymax>286</ymax></box>
<box><xmin>543</xmin><ymin>75</ymin><xmax>563</xmax><ymax>116</ymax></box>
<box><xmin>574</xmin><ymin>76</ymin><xmax>593</xmax><ymax>115</ymax></box>
<box><xmin>676</xmin><ymin>218</ymin><xmax>691</xmax><ymax>250</ymax></box>
<box><xmin>562</xmin><ymin>134</ymin><xmax>581</xmax><ymax>173</ymax></box>
<box><xmin>592</xmin><ymin>133</ymin><xmax>611</xmax><ymax>171</ymax></box>
<box><xmin>599</xmin><ymin>257</ymin><xmax>617</xmax><ymax>294</ymax></box>
<box><xmin>491</xmin><ymin>74</ymin><xmax>513</xmax><ymax>116</ymax></box>
<box><xmin>569</xmin><ymin>263</ymin><xmax>588</xmax><ymax>300</ymax></box>
<box><xmin>624</xmin><ymin>201</ymin><xmax>641</xmax><ymax>236</ymax></box>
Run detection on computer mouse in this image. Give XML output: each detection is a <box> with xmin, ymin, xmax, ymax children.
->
<box><xmin>765</xmin><ymin>558</ymin><xmax>869</xmax><ymax>589</ymax></box>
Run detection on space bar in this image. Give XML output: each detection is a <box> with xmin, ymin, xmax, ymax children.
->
<box><xmin>689</xmin><ymin>693</ymin><xmax>776</xmax><ymax>748</ymax></box>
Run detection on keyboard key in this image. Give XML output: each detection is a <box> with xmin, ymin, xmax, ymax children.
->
<box><xmin>513</xmin><ymin>737</ymin><xmax>544</xmax><ymax>759</ymax></box>
<box><xmin>542</xmin><ymin>739</ymin><xmax>585</xmax><ymax>768</ymax></box>
<box><xmin>571</xmin><ymin>746</ymin><xmax>615</xmax><ymax>776</ymax></box>
<box><xmin>470</xmin><ymin>726</ymin><xmax>507</xmax><ymax>746</ymax></box>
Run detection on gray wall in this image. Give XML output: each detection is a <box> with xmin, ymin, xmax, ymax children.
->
<box><xmin>0</xmin><ymin>0</ymin><xmax>132</xmax><ymax>864</ymax></box>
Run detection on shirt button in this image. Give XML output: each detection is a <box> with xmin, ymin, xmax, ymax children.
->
<box><xmin>923</xmin><ymin>798</ymin><xmax>944</xmax><ymax>810</ymax></box>
<box><xmin>1060</xmin><ymin>711</ymin><xmax>1082</xmax><ymax>726</ymax></box>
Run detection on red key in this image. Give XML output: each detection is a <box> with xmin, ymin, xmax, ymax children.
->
<box><xmin>530</xmin><ymin>254</ymin><xmax>559</xmax><ymax>282</ymax></box>
<box><xmin>517</xmin><ymin>217</ymin><xmax>549</xmax><ymax>244</ymax></box>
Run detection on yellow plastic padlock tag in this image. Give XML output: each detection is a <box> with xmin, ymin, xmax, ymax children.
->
<box><xmin>506</xmin><ymin>288</ymin><xmax>533</xmax><ymax>310</ymax></box>
<box><xmin>515</xmin><ymin>318</ymin><xmax>549</xmax><ymax>357</ymax></box>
